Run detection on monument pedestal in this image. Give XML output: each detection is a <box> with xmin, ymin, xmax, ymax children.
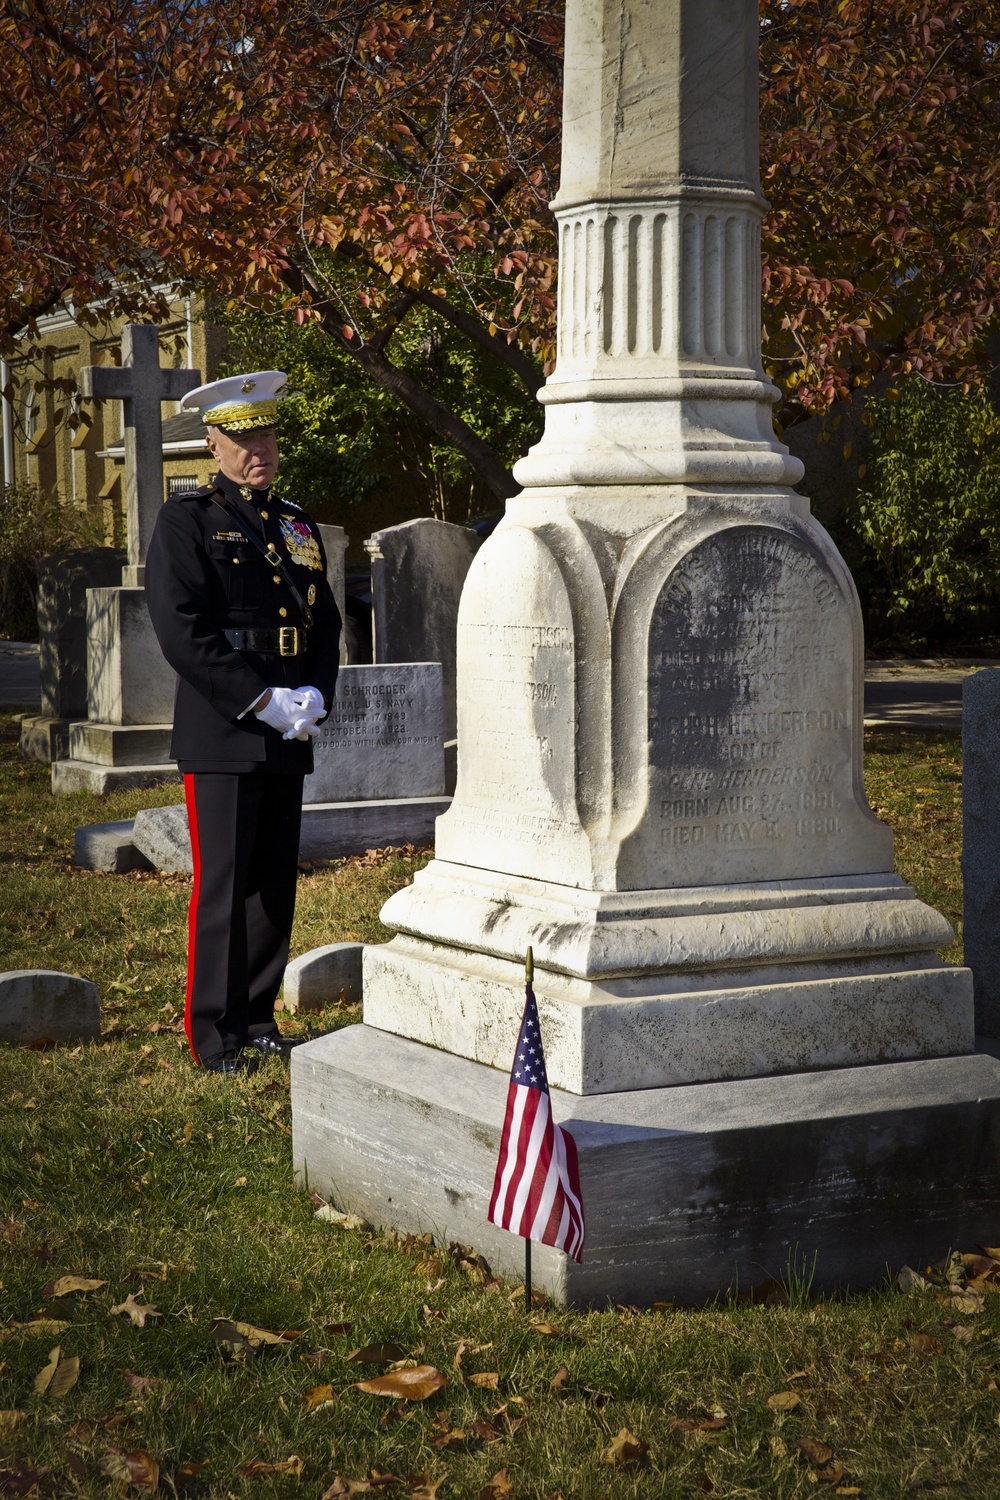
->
<box><xmin>293</xmin><ymin>1026</ymin><xmax>1000</xmax><ymax>1305</ymax></box>
<box><xmin>53</xmin><ymin>586</ymin><xmax>178</xmax><ymax>796</ymax></box>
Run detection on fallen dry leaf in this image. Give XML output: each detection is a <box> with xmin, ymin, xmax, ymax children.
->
<box><xmin>0</xmin><ymin>1318</ymin><xmax>70</xmax><ymax>1341</ymax></box>
<box><xmin>478</xmin><ymin>1470</ymin><xmax>514</xmax><ymax>1500</ymax></box>
<box><xmin>101</xmin><ymin>1448</ymin><xmax>160</xmax><ymax>1493</ymax></box>
<box><xmin>449</xmin><ymin>1242</ymin><xmax>492</xmax><ymax>1283</ymax></box>
<box><xmin>43</xmin><ymin>1274</ymin><xmax>105</xmax><ymax>1299</ymax></box>
<box><xmin>798</xmin><ymin>1438</ymin><xmax>834</xmax><ymax>1466</ymax></box>
<box><xmin>0</xmin><ymin>1412</ymin><xmax>25</xmax><ymax>1436</ymax></box>
<box><xmin>210</xmin><ymin>1318</ymin><xmax>299</xmax><ymax>1358</ymax></box>
<box><xmin>940</xmin><ymin>1318</ymin><xmax>975</xmax><ymax>1345</ymax></box>
<box><xmin>550</xmin><ymin>1366</ymin><xmax>569</xmax><ymax>1390</ymax></box>
<box><xmin>111</xmin><ymin>1295</ymin><xmax>162</xmax><ymax>1329</ymax></box>
<box><xmin>174</xmin><ymin>1459</ymin><xmax>207</xmax><ymax>1487</ymax></box>
<box><xmin>320</xmin><ymin>1476</ymin><xmax>398</xmax><ymax>1498</ymax></box>
<box><xmin>529</xmin><ymin>1320</ymin><xmax>575</xmax><ymax>1339</ymax></box>
<box><xmin>33</xmin><ymin>1345</ymin><xmax>79</xmax><ymax>1398</ymax></box>
<box><xmin>601</xmin><ymin>1428</ymin><xmax>650</xmax><ymax>1468</ymax></box>
<box><xmin>355</xmin><ymin>1365</ymin><xmax>447</xmax><ymax>1402</ymax></box>
<box><xmin>68</xmin><ymin>1420</ymin><xmax>100</xmax><ymax>1443</ymax></box>
<box><xmin>302</xmin><ymin>1383</ymin><xmax>338</xmax><ymax>1413</ymax></box>
<box><xmin>896</xmin><ymin>1265</ymin><xmax>931</xmax><ymax>1293</ymax></box>
<box><xmin>325</xmin><ymin>1322</ymin><xmax>354</xmax><ymax>1336</ymax></box>
<box><xmin>935</xmin><ymin>1289</ymin><xmax>985</xmax><ymax>1314</ymax></box>
<box><xmin>911</xmin><ymin>1333</ymin><xmax>945</xmax><ymax>1355</ymax></box>
<box><xmin>347</xmin><ymin>1343</ymin><xmax>407</xmax><ymax>1364</ymax></box>
<box><xmin>236</xmin><ymin>1456</ymin><xmax>304</xmax><ymax>1478</ymax></box>
<box><xmin>467</xmin><ymin>1371</ymin><xmax>499</xmax><ymax>1390</ymax></box>
<box><xmin>0</xmin><ymin>1463</ymin><xmax>50</xmax><ymax>1495</ymax></box>
<box><xmin>409</xmin><ymin>1472</ymin><xmax>446</xmax><ymax>1499</ymax></box>
<box><xmin>315</xmin><ymin>1206</ymin><xmax>372</xmax><ymax>1232</ymax></box>
<box><xmin>430</xmin><ymin>1422</ymin><xmax>467</xmax><ymax>1451</ymax></box>
<box><xmin>122</xmin><ymin>1370</ymin><xmax>160</xmax><ymax>1394</ymax></box>
<box><xmin>767</xmin><ymin>1391</ymin><xmax>801</xmax><ymax>1411</ymax></box>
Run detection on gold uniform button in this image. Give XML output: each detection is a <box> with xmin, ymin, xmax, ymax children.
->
<box><xmin>261</xmin><ymin>510</ymin><xmax>269</xmax><ymax>520</ymax></box>
<box><xmin>232</xmin><ymin>556</ymin><xmax>240</xmax><ymax>564</ymax></box>
<box><xmin>278</xmin><ymin>607</ymin><xmax>287</xmax><ymax>618</ymax></box>
<box><xmin>273</xmin><ymin>574</ymin><xmax>282</xmax><ymax>585</ymax></box>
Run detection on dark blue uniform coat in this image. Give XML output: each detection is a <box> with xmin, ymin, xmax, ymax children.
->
<box><xmin>145</xmin><ymin>471</ymin><xmax>341</xmax><ymax>772</ymax></box>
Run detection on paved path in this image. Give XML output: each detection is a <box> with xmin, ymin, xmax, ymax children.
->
<box><xmin>0</xmin><ymin>642</ymin><xmax>996</xmax><ymax>728</ymax></box>
<box><xmin>0</xmin><ymin>642</ymin><xmax>41</xmax><ymax>709</ymax></box>
<box><xmin>863</xmin><ymin>659</ymin><xmax>1000</xmax><ymax>732</ymax></box>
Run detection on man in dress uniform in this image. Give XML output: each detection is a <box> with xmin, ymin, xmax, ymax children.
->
<box><xmin>145</xmin><ymin>370</ymin><xmax>341</xmax><ymax>1074</ymax></box>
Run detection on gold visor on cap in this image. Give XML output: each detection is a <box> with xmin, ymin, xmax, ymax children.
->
<box><xmin>203</xmin><ymin>398</ymin><xmax>279</xmax><ymax>431</ymax></box>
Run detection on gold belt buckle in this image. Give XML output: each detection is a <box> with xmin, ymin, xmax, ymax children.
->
<box><xmin>278</xmin><ymin>626</ymin><xmax>299</xmax><ymax>656</ymax></box>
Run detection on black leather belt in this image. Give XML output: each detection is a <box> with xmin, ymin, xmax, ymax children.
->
<box><xmin>225</xmin><ymin>626</ymin><xmax>308</xmax><ymax>656</ymax></box>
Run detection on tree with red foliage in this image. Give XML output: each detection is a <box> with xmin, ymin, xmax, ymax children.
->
<box><xmin>1</xmin><ymin>0</ymin><xmax>997</xmax><ymax>493</ymax></box>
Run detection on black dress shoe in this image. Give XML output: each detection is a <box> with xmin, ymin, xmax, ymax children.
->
<box><xmin>201</xmin><ymin>1051</ymin><xmax>258</xmax><ymax>1076</ymax></box>
<box><xmin>247</xmin><ymin>1032</ymin><xmax>303</xmax><ymax>1059</ymax></box>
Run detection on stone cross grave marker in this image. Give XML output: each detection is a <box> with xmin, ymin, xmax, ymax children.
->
<box><xmin>80</xmin><ymin>325</ymin><xmax>200</xmax><ymax>585</ymax></box>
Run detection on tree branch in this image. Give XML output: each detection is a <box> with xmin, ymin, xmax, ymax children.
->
<box><xmin>280</xmin><ymin>258</ymin><xmax>520</xmax><ymax>502</ymax></box>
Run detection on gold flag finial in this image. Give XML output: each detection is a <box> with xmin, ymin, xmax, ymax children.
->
<box><xmin>525</xmin><ymin>946</ymin><xmax>533</xmax><ymax>984</ymax></box>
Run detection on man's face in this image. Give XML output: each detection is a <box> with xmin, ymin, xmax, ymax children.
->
<box><xmin>206</xmin><ymin>425</ymin><xmax>279</xmax><ymax>490</ymax></box>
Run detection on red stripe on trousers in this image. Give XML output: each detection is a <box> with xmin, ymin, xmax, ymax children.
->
<box><xmin>183</xmin><ymin>773</ymin><xmax>202</xmax><ymax>1061</ymax></box>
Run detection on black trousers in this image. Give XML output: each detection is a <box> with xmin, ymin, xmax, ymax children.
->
<box><xmin>183</xmin><ymin>772</ymin><xmax>303</xmax><ymax>1064</ymax></box>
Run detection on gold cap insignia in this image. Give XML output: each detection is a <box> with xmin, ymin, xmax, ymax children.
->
<box><xmin>241</xmin><ymin>379</ymin><xmax>257</xmax><ymax>393</ymax></box>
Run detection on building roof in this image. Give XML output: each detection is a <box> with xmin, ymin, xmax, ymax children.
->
<box><xmin>100</xmin><ymin>409</ymin><xmax>209</xmax><ymax>458</ymax></box>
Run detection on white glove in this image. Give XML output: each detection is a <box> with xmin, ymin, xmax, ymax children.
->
<box><xmin>254</xmin><ymin>686</ymin><xmax>307</xmax><ymax>736</ymax></box>
<box><xmin>284</xmin><ymin>685</ymin><xmax>325</xmax><ymax>742</ymax></box>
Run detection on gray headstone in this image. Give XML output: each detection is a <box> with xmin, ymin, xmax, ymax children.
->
<box><xmin>132</xmin><ymin>803</ymin><xmax>191</xmax><ymax>874</ymax></box>
<box><xmin>0</xmin><ymin>971</ymin><xmax>100</xmax><ymax>1043</ymax></box>
<box><xmin>303</xmin><ymin>663</ymin><xmax>445</xmax><ymax>805</ymax></box>
<box><xmin>79</xmin><ymin>325</ymin><xmax>200</xmax><ymax>582</ymax></box>
<box><xmin>73</xmin><ymin>819</ymin><xmax>152</xmax><ymax>874</ymax></box>
<box><xmin>37</xmin><ymin>548</ymin><xmax>125</xmax><ymax>717</ymax></box>
<box><xmin>316</xmin><ymin>524</ymin><xmax>349</xmax><ymax>665</ymax></box>
<box><xmin>962</xmin><ymin>668</ymin><xmax>1000</xmax><ymax>1034</ymax></box>
<box><xmin>283</xmin><ymin>942</ymin><xmax>363</xmax><ymax>1013</ymax></box>
<box><xmin>366</xmin><ymin>519</ymin><xmax>481</xmax><ymax>739</ymax></box>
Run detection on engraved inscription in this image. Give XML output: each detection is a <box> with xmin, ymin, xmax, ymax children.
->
<box><xmin>644</xmin><ymin>527</ymin><xmax>855</xmax><ymax>875</ymax></box>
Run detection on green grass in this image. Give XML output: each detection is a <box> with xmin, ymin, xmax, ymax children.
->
<box><xmin>2</xmin><ymin>714</ymin><xmax>998</xmax><ymax>1500</ymax></box>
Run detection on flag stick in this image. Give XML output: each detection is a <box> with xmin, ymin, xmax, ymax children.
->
<box><xmin>524</xmin><ymin>945</ymin><xmax>534</xmax><ymax>1314</ymax></box>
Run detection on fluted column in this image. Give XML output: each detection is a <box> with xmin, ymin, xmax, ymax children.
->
<box><xmin>514</xmin><ymin>0</ymin><xmax>802</xmax><ymax>489</ymax></box>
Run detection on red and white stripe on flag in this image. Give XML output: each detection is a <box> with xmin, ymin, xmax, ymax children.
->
<box><xmin>487</xmin><ymin>984</ymin><xmax>585</xmax><ymax>1261</ymax></box>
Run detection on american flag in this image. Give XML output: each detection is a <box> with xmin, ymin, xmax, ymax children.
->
<box><xmin>487</xmin><ymin>978</ymin><xmax>585</xmax><ymax>1261</ymax></box>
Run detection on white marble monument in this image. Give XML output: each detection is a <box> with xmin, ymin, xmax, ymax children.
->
<box><xmin>292</xmin><ymin>0</ymin><xmax>1000</xmax><ymax>1303</ymax></box>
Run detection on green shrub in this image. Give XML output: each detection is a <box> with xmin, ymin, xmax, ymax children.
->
<box><xmin>847</xmin><ymin>378</ymin><xmax>1000</xmax><ymax>649</ymax></box>
<box><xmin>0</xmin><ymin>483</ymin><xmax>99</xmax><ymax>639</ymax></box>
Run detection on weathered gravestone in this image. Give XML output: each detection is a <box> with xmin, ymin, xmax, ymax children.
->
<box><xmin>0</xmin><ymin>971</ymin><xmax>100</xmax><ymax>1043</ymax></box>
<box><xmin>961</xmin><ymin>669</ymin><xmax>1000</xmax><ymax>1036</ymax></box>
<box><xmin>366</xmin><ymin>519</ymin><xmax>481</xmax><ymax>741</ymax></box>
<box><xmin>121</xmin><ymin>663</ymin><xmax>448</xmax><ymax>873</ymax></box>
<box><xmin>292</xmin><ymin>0</ymin><xmax>1000</xmax><ymax>1306</ymax></box>
<box><xmin>53</xmin><ymin>326</ymin><xmax>199</xmax><ymax>795</ymax></box>
<box><xmin>18</xmin><ymin>546</ymin><xmax>125</xmax><ymax>762</ymax></box>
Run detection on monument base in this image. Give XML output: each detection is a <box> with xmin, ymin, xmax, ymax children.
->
<box><xmin>291</xmin><ymin>1024</ymin><xmax>1000</xmax><ymax>1306</ymax></box>
<box><xmin>68</xmin><ymin>721</ymin><xmax>172</xmax><ymax>766</ymax></box>
<box><xmin>364</xmin><ymin>861</ymin><xmax>972</xmax><ymax>1092</ymax></box>
<box><xmin>18</xmin><ymin>715</ymin><xmax>77</xmax><ymax>763</ymax></box>
<box><xmin>53</xmin><ymin>759</ymin><xmax>180</xmax><ymax>796</ymax></box>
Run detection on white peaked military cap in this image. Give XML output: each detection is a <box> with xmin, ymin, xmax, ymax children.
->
<box><xmin>180</xmin><ymin>370</ymin><xmax>288</xmax><ymax>433</ymax></box>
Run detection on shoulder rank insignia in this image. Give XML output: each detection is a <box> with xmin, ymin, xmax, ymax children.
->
<box><xmin>279</xmin><ymin>515</ymin><xmax>322</xmax><ymax>570</ymax></box>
